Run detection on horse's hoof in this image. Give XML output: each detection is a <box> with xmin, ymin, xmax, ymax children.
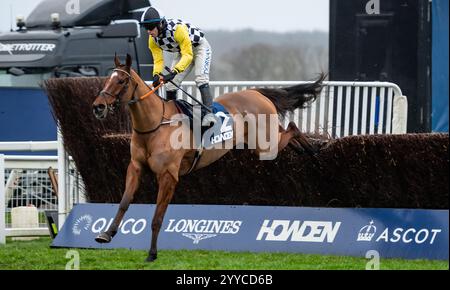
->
<box><xmin>95</xmin><ymin>232</ymin><xmax>112</xmax><ymax>244</ymax></box>
<box><xmin>145</xmin><ymin>253</ymin><xmax>157</xmax><ymax>262</ymax></box>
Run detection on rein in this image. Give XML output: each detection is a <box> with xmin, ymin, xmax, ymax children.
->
<box><xmin>129</xmin><ymin>82</ymin><xmax>164</xmax><ymax>105</ymax></box>
<box><xmin>132</xmin><ymin>98</ymin><xmax>167</xmax><ymax>135</ymax></box>
<box><xmin>101</xmin><ymin>68</ymin><xmax>171</xmax><ymax>135</ymax></box>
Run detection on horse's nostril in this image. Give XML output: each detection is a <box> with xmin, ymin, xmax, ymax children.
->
<box><xmin>94</xmin><ymin>104</ymin><xmax>106</xmax><ymax>113</ymax></box>
<box><xmin>93</xmin><ymin>104</ymin><xmax>108</xmax><ymax>118</ymax></box>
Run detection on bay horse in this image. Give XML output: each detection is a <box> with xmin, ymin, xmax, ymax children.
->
<box><xmin>92</xmin><ymin>54</ymin><xmax>324</xmax><ymax>262</ymax></box>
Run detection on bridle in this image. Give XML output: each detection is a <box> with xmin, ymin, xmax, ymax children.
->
<box><xmin>97</xmin><ymin>68</ymin><xmax>137</xmax><ymax>114</ymax></box>
<box><xmin>97</xmin><ymin>67</ymin><xmax>170</xmax><ymax>134</ymax></box>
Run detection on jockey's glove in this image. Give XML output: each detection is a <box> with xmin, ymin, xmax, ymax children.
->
<box><xmin>162</xmin><ymin>71</ymin><xmax>177</xmax><ymax>83</ymax></box>
<box><xmin>152</xmin><ymin>74</ymin><xmax>161</xmax><ymax>88</ymax></box>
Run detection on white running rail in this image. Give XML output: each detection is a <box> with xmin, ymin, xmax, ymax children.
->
<box><xmin>153</xmin><ymin>81</ymin><xmax>408</xmax><ymax>138</ymax></box>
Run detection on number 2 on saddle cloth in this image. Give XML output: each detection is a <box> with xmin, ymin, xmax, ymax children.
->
<box><xmin>173</xmin><ymin>100</ymin><xmax>234</xmax><ymax>148</ymax></box>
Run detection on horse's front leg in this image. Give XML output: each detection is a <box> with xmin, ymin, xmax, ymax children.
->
<box><xmin>95</xmin><ymin>160</ymin><xmax>142</xmax><ymax>243</ymax></box>
<box><xmin>146</xmin><ymin>169</ymin><xmax>178</xmax><ymax>262</ymax></box>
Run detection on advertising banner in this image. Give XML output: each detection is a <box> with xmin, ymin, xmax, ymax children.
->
<box><xmin>52</xmin><ymin>204</ymin><xmax>448</xmax><ymax>260</ymax></box>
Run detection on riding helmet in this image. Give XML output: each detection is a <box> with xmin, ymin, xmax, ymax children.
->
<box><xmin>140</xmin><ymin>7</ymin><xmax>165</xmax><ymax>26</ymax></box>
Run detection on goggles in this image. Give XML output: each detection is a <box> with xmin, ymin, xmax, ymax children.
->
<box><xmin>141</xmin><ymin>22</ymin><xmax>159</xmax><ymax>31</ymax></box>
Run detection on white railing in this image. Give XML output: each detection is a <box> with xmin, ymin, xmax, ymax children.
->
<box><xmin>0</xmin><ymin>142</ymin><xmax>58</xmax><ymax>242</ymax></box>
<box><xmin>153</xmin><ymin>81</ymin><xmax>408</xmax><ymax>138</ymax></box>
<box><xmin>0</xmin><ymin>141</ymin><xmax>59</xmax><ymax>152</ymax></box>
<box><xmin>0</xmin><ymin>132</ymin><xmax>84</xmax><ymax>243</ymax></box>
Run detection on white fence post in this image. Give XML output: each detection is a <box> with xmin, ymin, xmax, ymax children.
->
<box><xmin>392</xmin><ymin>95</ymin><xmax>409</xmax><ymax>134</ymax></box>
<box><xmin>0</xmin><ymin>154</ymin><xmax>5</xmax><ymax>244</ymax></box>
<box><xmin>57</xmin><ymin>128</ymin><xmax>67</xmax><ymax>230</ymax></box>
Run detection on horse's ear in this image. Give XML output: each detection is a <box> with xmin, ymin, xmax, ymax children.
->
<box><xmin>114</xmin><ymin>53</ymin><xmax>121</xmax><ymax>67</ymax></box>
<box><xmin>126</xmin><ymin>53</ymin><xmax>132</xmax><ymax>69</ymax></box>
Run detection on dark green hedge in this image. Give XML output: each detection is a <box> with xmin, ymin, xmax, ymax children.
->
<box><xmin>43</xmin><ymin>78</ymin><xmax>449</xmax><ymax>209</ymax></box>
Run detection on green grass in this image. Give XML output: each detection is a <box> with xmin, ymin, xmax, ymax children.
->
<box><xmin>0</xmin><ymin>238</ymin><xmax>447</xmax><ymax>270</ymax></box>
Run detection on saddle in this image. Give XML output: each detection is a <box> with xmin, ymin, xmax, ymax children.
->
<box><xmin>173</xmin><ymin>99</ymin><xmax>218</xmax><ymax>134</ymax></box>
<box><xmin>173</xmin><ymin>99</ymin><xmax>234</xmax><ymax>174</ymax></box>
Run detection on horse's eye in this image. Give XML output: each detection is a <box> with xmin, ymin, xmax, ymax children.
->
<box><xmin>118</xmin><ymin>79</ymin><xmax>125</xmax><ymax>85</ymax></box>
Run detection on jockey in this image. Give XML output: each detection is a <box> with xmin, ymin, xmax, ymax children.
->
<box><xmin>140</xmin><ymin>7</ymin><xmax>214</xmax><ymax>112</ymax></box>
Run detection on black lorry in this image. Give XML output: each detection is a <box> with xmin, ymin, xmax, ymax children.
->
<box><xmin>0</xmin><ymin>0</ymin><xmax>153</xmax><ymax>142</ymax></box>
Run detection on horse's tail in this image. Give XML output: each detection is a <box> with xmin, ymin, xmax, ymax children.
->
<box><xmin>255</xmin><ymin>73</ymin><xmax>326</xmax><ymax>119</ymax></box>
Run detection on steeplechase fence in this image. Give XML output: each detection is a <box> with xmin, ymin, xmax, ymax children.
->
<box><xmin>1</xmin><ymin>81</ymin><xmax>408</xmax><ymax>242</ymax></box>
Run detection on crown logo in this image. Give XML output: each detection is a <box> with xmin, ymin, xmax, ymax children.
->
<box><xmin>357</xmin><ymin>220</ymin><xmax>377</xmax><ymax>242</ymax></box>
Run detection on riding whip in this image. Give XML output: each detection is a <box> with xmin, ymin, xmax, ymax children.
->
<box><xmin>163</xmin><ymin>66</ymin><xmax>213</xmax><ymax>113</ymax></box>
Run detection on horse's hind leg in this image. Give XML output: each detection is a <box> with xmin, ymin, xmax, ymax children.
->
<box><xmin>95</xmin><ymin>161</ymin><xmax>142</xmax><ymax>243</ymax></box>
<box><xmin>278</xmin><ymin>122</ymin><xmax>316</xmax><ymax>156</ymax></box>
<box><xmin>293</xmin><ymin>132</ymin><xmax>317</xmax><ymax>156</ymax></box>
<box><xmin>277</xmin><ymin>123</ymin><xmax>296</xmax><ymax>153</ymax></box>
<box><xmin>289</xmin><ymin>139</ymin><xmax>306</xmax><ymax>155</ymax></box>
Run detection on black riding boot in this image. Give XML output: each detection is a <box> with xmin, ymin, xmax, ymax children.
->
<box><xmin>199</xmin><ymin>84</ymin><xmax>213</xmax><ymax>107</ymax></box>
<box><xmin>199</xmin><ymin>84</ymin><xmax>216</xmax><ymax>127</ymax></box>
<box><xmin>166</xmin><ymin>90</ymin><xmax>177</xmax><ymax>101</ymax></box>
